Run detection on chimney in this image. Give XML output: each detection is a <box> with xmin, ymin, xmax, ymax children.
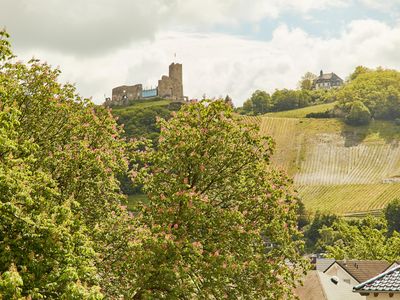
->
<box><xmin>320</xmin><ymin>70</ymin><xmax>323</xmax><ymax>76</ymax></box>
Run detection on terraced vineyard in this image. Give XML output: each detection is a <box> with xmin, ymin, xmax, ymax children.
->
<box><xmin>296</xmin><ymin>184</ymin><xmax>400</xmax><ymax>215</ymax></box>
<box><xmin>295</xmin><ymin>143</ymin><xmax>400</xmax><ymax>185</ymax></box>
<box><xmin>242</xmin><ymin>113</ymin><xmax>400</xmax><ymax>215</ymax></box>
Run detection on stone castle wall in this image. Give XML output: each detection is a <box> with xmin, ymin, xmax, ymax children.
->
<box><xmin>111</xmin><ymin>84</ymin><xmax>142</xmax><ymax>105</ymax></box>
<box><xmin>158</xmin><ymin>75</ymin><xmax>174</xmax><ymax>99</ymax></box>
<box><xmin>109</xmin><ymin>63</ymin><xmax>184</xmax><ymax>106</ymax></box>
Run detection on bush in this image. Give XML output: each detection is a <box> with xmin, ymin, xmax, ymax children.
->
<box><xmin>303</xmin><ymin>212</ymin><xmax>339</xmax><ymax>252</ymax></box>
<box><xmin>345</xmin><ymin>101</ymin><xmax>371</xmax><ymax>126</ymax></box>
<box><xmin>241</xmin><ymin>90</ymin><xmax>272</xmax><ymax>115</ymax></box>
<box><xmin>385</xmin><ymin>199</ymin><xmax>400</xmax><ymax>234</ymax></box>
<box><xmin>306</xmin><ymin>110</ymin><xmax>333</xmax><ymax>119</ymax></box>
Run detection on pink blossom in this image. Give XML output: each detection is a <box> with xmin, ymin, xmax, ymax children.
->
<box><xmin>192</xmin><ymin>241</ymin><xmax>202</xmax><ymax>249</ymax></box>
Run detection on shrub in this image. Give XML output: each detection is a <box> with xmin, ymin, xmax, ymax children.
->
<box><xmin>306</xmin><ymin>110</ymin><xmax>333</xmax><ymax>119</ymax></box>
<box><xmin>345</xmin><ymin>101</ymin><xmax>371</xmax><ymax>126</ymax></box>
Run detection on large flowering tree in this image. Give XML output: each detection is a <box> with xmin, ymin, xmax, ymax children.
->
<box><xmin>0</xmin><ymin>30</ymin><xmax>139</xmax><ymax>299</ymax></box>
<box><xmin>131</xmin><ymin>100</ymin><xmax>307</xmax><ymax>299</ymax></box>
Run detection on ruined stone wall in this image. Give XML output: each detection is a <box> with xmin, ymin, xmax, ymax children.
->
<box><xmin>111</xmin><ymin>84</ymin><xmax>142</xmax><ymax>105</ymax></box>
<box><xmin>158</xmin><ymin>75</ymin><xmax>174</xmax><ymax>99</ymax></box>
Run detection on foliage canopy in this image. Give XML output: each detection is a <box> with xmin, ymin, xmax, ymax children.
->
<box><xmin>338</xmin><ymin>67</ymin><xmax>400</xmax><ymax>121</ymax></box>
<box><xmin>0</xmin><ymin>30</ymin><xmax>308</xmax><ymax>299</ymax></box>
<box><xmin>131</xmin><ymin>100</ymin><xmax>307</xmax><ymax>299</ymax></box>
<box><xmin>0</xmin><ymin>29</ymin><xmax>139</xmax><ymax>299</ymax></box>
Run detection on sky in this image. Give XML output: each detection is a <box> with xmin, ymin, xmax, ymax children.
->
<box><xmin>1</xmin><ymin>0</ymin><xmax>400</xmax><ymax>106</ymax></box>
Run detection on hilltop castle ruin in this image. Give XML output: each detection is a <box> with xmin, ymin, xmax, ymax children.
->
<box><xmin>106</xmin><ymin>62</ymin><xmax>184</xmax><ymax>106</ymax></box>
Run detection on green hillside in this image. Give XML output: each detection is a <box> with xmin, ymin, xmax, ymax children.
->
<box><xmin>242</xmin><ymin>108</ymin><xmax>400</xmax><ymax>215</ymax></box>
<box><xmin>111</xmin><ymin>98</ymin><xmax>180</xmax><ymax>142</ymax></box>
<box><xmin>111</xmin><ymin>98</ymin><xmax>172</xmax><ymax>112</ymax></box>
<box><xmin>266</xmin><ymin>102</ymin><xmax>336</xmax><ymax>118</ymax></box>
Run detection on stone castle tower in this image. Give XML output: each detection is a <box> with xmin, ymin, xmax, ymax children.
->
<box><xmin>158</xmin><ymin>63</ymin><xmax>183</xmax><ymax>100</ymax></box>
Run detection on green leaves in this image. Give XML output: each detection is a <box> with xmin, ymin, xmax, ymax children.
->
<box><xmin>0</xmin><ymin>29</ymin><xmax>13</xmax><ymax>62</ymax></box>
<box><xmin>320</xmin><ymin>216</ymin><xmax>400</xmax><ymax>261</ymax></box>
<box><xmin>242</xmin><ymin>90</ymin><xmax>272</xmax><ymax>115</ymax></box>
<box><xmin>345</xmin><ymin>100</ymin><xmax>372</xmax><ymax>125</ymax></box>
<box><xmin>385</xmin><ymin>198</ymin><xmax>400</xmax><ymax>234</ymax></box>
<box><xmin>0</xmin><ymin>264</ymin><xmax>23</xmax><ymax>300</ymax></box>
<box><xmin>0</xmin><ymin>30</ymin><xmax>133</xmax><ymax>299</ymax></box>
<box><xmin>1</xmin><ymin>30</ymin><xmax>308</xmax><ymax>299</ymax></box>
<box><xmin>337</xmin><ymin>67</ymin><xmax>400</xmax><ymax>121</ymax></box>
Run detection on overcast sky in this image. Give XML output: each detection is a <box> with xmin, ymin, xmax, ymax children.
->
<box><xmin>1</xmin><ymin>0</ymin><xmax>400</xmax><ymax>105</ymax></box>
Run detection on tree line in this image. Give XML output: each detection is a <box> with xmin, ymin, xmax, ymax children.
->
<box><xmin>302</xmin><ymin>198</ymin><xmax>400</xmax><ymax>260</ymax></box>
<box><xmin>237</xmin><ymin>88</ymin><xmax>337</xmax><ymax>115</ymax></box>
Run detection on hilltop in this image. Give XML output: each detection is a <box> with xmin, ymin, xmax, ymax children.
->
<box><xmin>111</xmin><ymin>98</ymin><xmax>182</xmax><ymax>142</ymax></box>
<box><xmin>243</xmin><ymin>103</ymin><xmax>400</xmax><ymax>216</ymax></box>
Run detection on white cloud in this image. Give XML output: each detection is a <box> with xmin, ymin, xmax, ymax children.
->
<box><xmin>358</xmin><ymin>0</ymin><xmax>400</xmax><ymax>14</ymax></box>
<box><xmin>16</xmin><ymin>18</ymin><xmax>400</xmax><ymax>107</ymax></box>
<box><xmin>1</xmin><ymin>0</ymin><xmax>348</xmax><ymax>55</ymax></box>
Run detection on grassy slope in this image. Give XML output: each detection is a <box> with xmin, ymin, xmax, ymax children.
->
<box><xmin>111</xmin><ymin>99</ymin><xmax>172</xmax><ymax>112</ymax></box>
<box><xmin>243</xmin><ymin>106</ymin><xmax>400</xmax><ymax>215</ymax></box>
<box><xmin>266</xmin><ymin>102</ymin><xmax>336</xmax><ymax>118</ymax></box>
<box><xmin>127</xmin><ymin>194</ymin><xmax>148</xmax><ymax>210</ymax></box>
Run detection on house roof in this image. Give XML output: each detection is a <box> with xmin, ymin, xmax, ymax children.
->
<box><xmin>316</xmin><ymin>258</ymin><xmax>336</xmax><ymax>272</ymax></box>
<box><xmin>295</xmin><ymin>271</ymin><xmax>365</xmax><ymax>300</ymax></box>
<box><xmin>354</xmin><ymin>265</ymin><xmax>400</xmax><ymax>293</ymax></box>
<box><xmin>325</xmin><ymin>260</ymin><xmax>390</xmax><ymax>283</ymax></box>
<box><xmin>319</xmin><ymin>73</ymin><xmax>335</xmax><ymax>80</ymax></box>
<box><xmin>295</xmin><ymin>271</ymin><xmax>327</xmax><ymax>300</ymax></box>
<box><xmin>314</xmin><ymin>72</ymin><xmax>343</xmax><ymax>83</ymax></box>
<box><xmin>384</xmin><ymin>261</ymin><xmax>400</xmax><ymax>272</ymax></box>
